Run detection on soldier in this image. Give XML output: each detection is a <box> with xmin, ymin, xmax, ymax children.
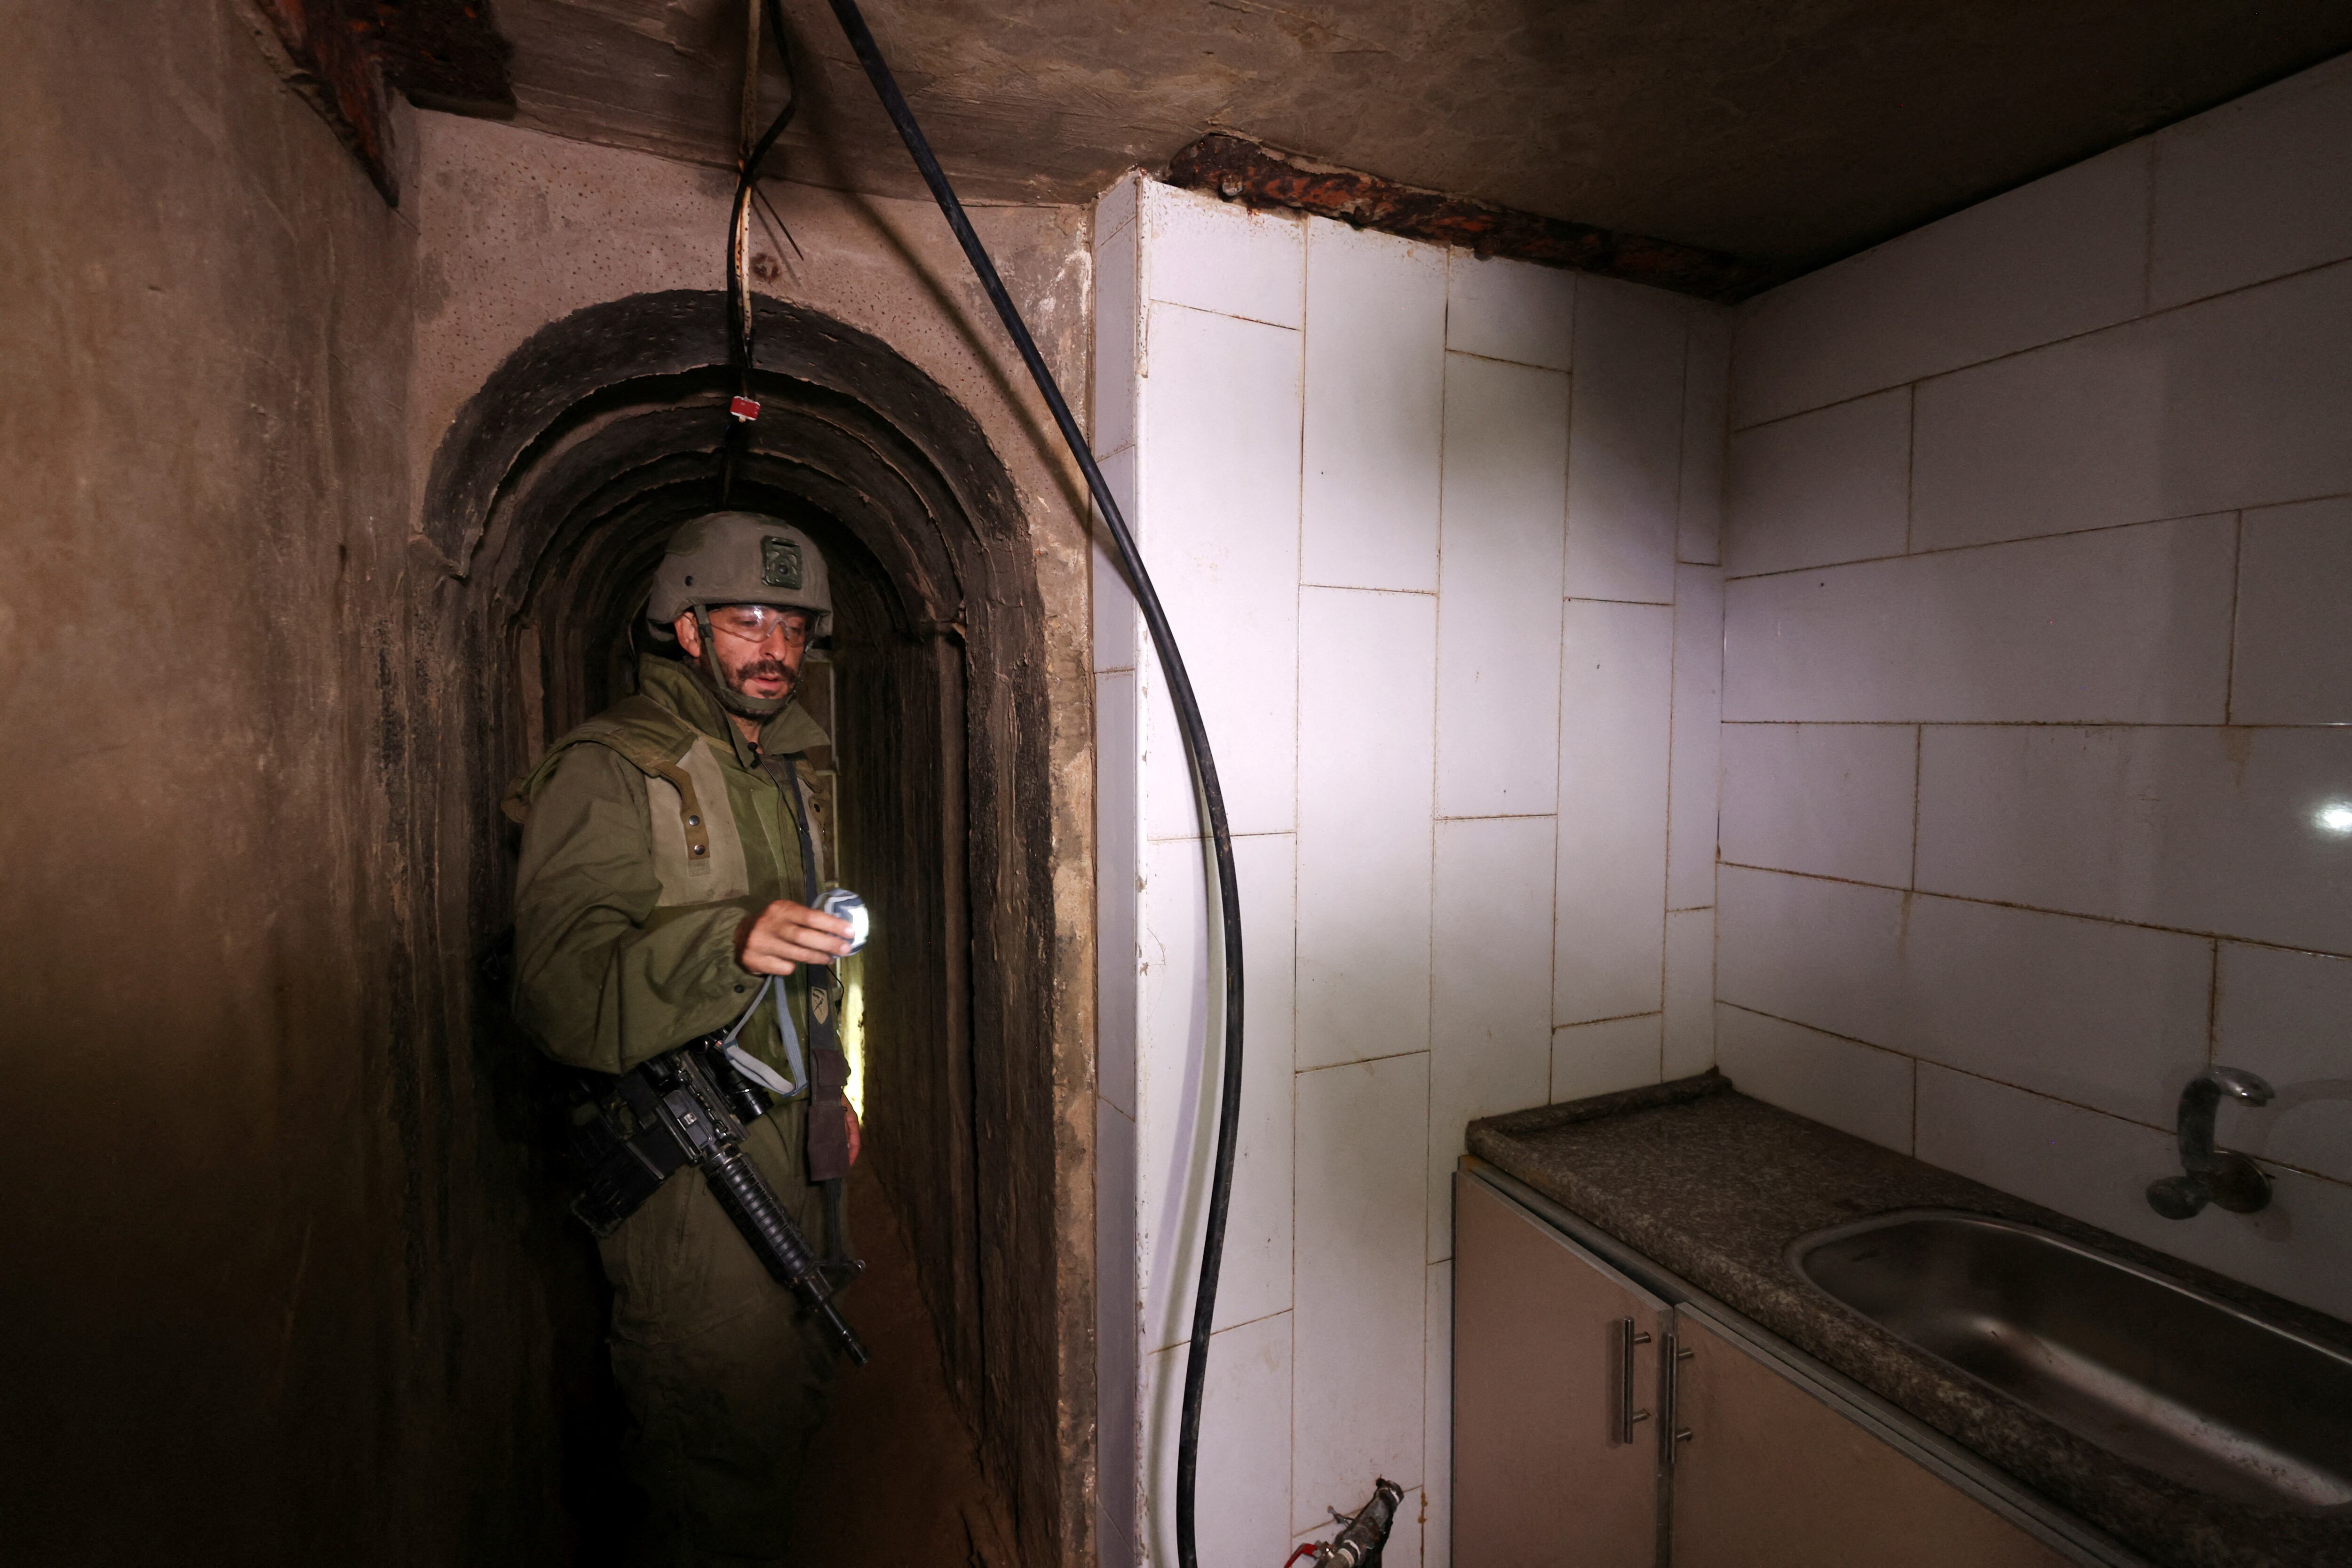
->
<box><xmin>506</xmin><ymin>512</ymin><xmax>861</xmax><ymax>1567</ymax></box>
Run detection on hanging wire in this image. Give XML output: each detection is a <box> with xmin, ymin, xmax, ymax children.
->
<box><xmin>816</xmin><ymin>6</ymin><xmax>1246</xmax><ymax>1565</ymax></box>
<box><xmin>720</xmin><ymin>0</ymin><xmax>801</xmax><ymax>502</ymax></box>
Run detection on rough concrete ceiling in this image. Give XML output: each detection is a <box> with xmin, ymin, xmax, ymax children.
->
<box><xmin>495</xmin><ymin>0</ymin><xmax>2352</xmax><ymax>277</ymax></box>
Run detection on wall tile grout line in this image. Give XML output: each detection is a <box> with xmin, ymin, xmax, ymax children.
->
<box><xmin>1901</xmin><ymin>382</ymin><xmax>1918</xmax><ymax>557</ymax></box>
<box><xmin>2204</xmin><ymin>939</ymin><xmax>2223</xmax><ymax>1070</ymax></box>
<box><xmin>2222</xmin><ymin>509</ymin><xmax>2245</xmax><ymax>725</ymax></box>
<box><xmin>1907</xmin><ymin>724</ymin><xmax>1923</xmax><ymax>892</ymax></box>
<box><xmin>1552</xmin><ymin>1009</ymin><xmax>1666</xmax><ymax>1031</ymax></box>
<box><xmin>1717</xmin><ymin>502</ymin><xmax>2274</xmax><ymax>585</ymax></box>
<box><xmin>1719</xmin><ymin>1000</ymin><xmax>2352</xmax><ymax>1192</ymax></box>
<box><xmin>1718</xmin><ymin>860</ymin><xmax>2352</xmax><ymax>960</ymax></box>
<box><xmin>1728</xmin><ymin>251</ymin><xmax>2352</xmax><ymax>436</ymax></box>
<box><xmin>1145</xmin><ymin>1305</ymin><xmax>1296</xmax><ymax>1359</ymax></box>
<box><xmin>1445</xmin><ymin>344</ymin><xmax>1567</xmax><ymax>372</ymax></box>
<box><xmin>1289</xmin><ymin>215</ymin><xmax>1310</xmax><ymax>1547</ymax></box>
<box><xmin>1547</xmin><ymin>278</ymin><xmax>1566</xmax><ymax>1108</ymax></box>
<box><xmin>1146</xmin><ymin>294</ymin><xmax>1304</xmax><ymax>335</ymax></box>
<box><xmin>1296</xmin><ymin>1047</ymin><xmax>1434</xmax><ymax>1076</ymax></box>
<box><xmin>1907</xmin><ymin>1057</ymin><xmax>1919</xmax><ymax>1157</ymax></box>
<box><xmin>1719</xmin><ymin>717</ymin><xmax>2352</xmax><ymax>731</ymax></box>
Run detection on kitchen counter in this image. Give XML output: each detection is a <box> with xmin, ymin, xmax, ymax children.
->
<box><xmin>1465</xmin><ymin>1072</ymin><xmax>2352</xmax><ymax>1568</ymax></box>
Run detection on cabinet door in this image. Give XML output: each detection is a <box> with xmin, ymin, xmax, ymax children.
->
<box><xmin>1665</xmin><ymin>1313</ymin><xmax>2072</xmax><ymax>1568</ymax></box>
<box><xmin>1454</xmin><ymin>1171</ymin><xmax>1670</xmax><ymax>1568</ymax></box>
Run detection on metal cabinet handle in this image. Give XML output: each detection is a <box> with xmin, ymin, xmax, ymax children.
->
<box><xmin>1618</xmin><ymin>1318</ymin><xmax>1653</xmax><ymax>1444</ymax></box>
<box><xmin>1665</xmin><ymin>1337</ymin><xmax>1695</xmax><ymax>1459</ymax></box>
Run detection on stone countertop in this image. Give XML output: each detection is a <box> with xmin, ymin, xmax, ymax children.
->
<box><xmin>1464</xmin><ymin>1073</ymin><xmax>2352</xmax><ymax>1568</ymax></box>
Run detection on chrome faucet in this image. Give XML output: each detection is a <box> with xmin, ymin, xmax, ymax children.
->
<box><xmin>2147</xmin><ymin>1067</ymin><xmax>2274</xmax><ymax>1219</ymax></box>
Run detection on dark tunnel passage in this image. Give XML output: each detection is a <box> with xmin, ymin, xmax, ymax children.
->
<box><xmin>426</xmin><ymin>290</ymin><xmax>1077</xmax><ymax>1562</ymax></box>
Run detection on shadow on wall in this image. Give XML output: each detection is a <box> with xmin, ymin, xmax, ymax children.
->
<box><xmin>421</xmin><ymin>290</ymin><xmax>1073</xmax><ymax>1563</ymax></box>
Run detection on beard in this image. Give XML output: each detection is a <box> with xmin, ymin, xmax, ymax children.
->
<box><xmin>724</xmin><ymin>652</ymin><xmax>798</xmax><ymax>698</ymax></box>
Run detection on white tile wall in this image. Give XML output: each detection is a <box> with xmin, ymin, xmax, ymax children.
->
<box><xmin>1097</xmin><ymin>177</ymin><xmax>1711</xmax><ymax>1565</ymax></box>
<box><xmin>1143</xmin><ymin>181</ymin><xmax>1304</xmax><ymax>326</ymax></box>
<box><xmin>1094</xmin><ymin>208</ymin><xmax>1141</xmax><ymax>459</ymax></box>
<box><xmin>1915</xmin><ymin>1066</ymin><xmax>2352</xmax><ymax>1323</ymax></box>
<box><xmin>1716</xmin><ymin>866</ymin><xmax>1904</xmax><ymax>1047</ymax></box>
<box><xmin>1136</xmin><ymin>302</ymin><xmax>1302</xmax><ymax>841</ymax></box>
<box><xmin>1732</xmin><ymin>143</ymin><xmax>2149</xmax><ymax>428</ymax></box>
<box><xmin>1138</xmin><ymin>835</ymin><xmax>1296</xmax><ymax>1347</ymax></box>
<box><xmin>1551</xmin><ymin>1013</ymin><xmax>1664</xmax><ymax>1102</ymax></box>
<box><xmin>1428</xmin><ymin>816</ymin><xmax>1556</xmax><ymax>1261</ymax></box>
<box><xmin>1916</xmin><ymin>725</ymin><xmax>2352</xmax><ymax>955</ymax></box>
<box><xmin>2151</xmin><ymin>53</ymin><xmax>2352</xmax><ymax>309</ymax></box>
<box><xmin>1297</xmin><ymin>589</ymin><xmax>1437</xmax><ymax>1070</ymax></box>
<box><xmin>1717</xmin><ymin>58</ymin><xmax>2352</xmax><ymax>1351</ymax></box>
<box><xmin>1889</xmin><ymin>897</ymin><xmax>2213</xmax><ymax>1128</ymax></box>
<box><xmin>2232</xmin><ymin>495</ymin><xmax>2352</xmax><ymax>725</ymax></box>
<box><xmin>1911</xmin><ymin>263</ymin><xmax>2352</xmax><ymax>549</ymax></box>
<box><xmin>1093</xmin><ymin>445</ymin><xmax>1143</xmax><ymax>674</ymax></box>
<box><xmin>1718</xmin><ymin>869</ymin><xmax>2216</xmax><ymax>1128</ymax></box>
<box><xmin>1722</xmin><ymin>516</ymin><xmax>2238</xmax><ymax>724</ymax></box>
<box><xmin>1436</xmin><ymin>353</ymin><xmax>1569</xmax><ymax>817</ymax></box>
<box><xmin>1566</xmin><ymin>278</ymin><xmax>1686</xmax><ymax>604</ymax></box>
<box><xmin>1422</xmin><ymin>1261</ymin><xmax>1453</xmax><ymax>1568</ymax></box>
<box><xmin>1295</xmin><ymin>1055</ymin><xmax>1429</xmax><ymax>1531</ymax></box>
<box><xmin>1097</xmin><ymin>1096</ymin><xmax>1139</xmax><ymax>1562</ymax></box>
<box><xmin>1445</xmin><ymin>253</ymin><xmax>1574</xmax><ymax>371</ymax></box>
<box><xmin>1678</xmin><ymin>308</ymin><xmax>1732</xmax><ymax>566</ymax></box>
<box><xmin>1142</xmin><ymin>1312</ymin><xmax>1293</xmax><ymax>1568</ymax></box>
<box><xmin>1096</xmin><ymin>669</ymin><xmax>1142</xmax><ymax>1116</ymax></box>
<box><xmin>1665</xmin><ymin>562</ymin><xmax>1724</xmax><ymax>911</ymax></box>
<box><xmin>1556</xmin><ymin>601</ymin><xmax>1673</xmax><ymax>1023</ymax></box>
<box><xmin>1303</xmin><ymin>220</ymin><xmax>1446</xmax><ymax>593</ymax></box>
<box><xmin>1662</xmin><ymin>907</ymin><xmax>1716</xmax><ymax>1080</ymax></box>
<box><xmin>1724</xmin><ymin>388</ymin><xmax>1911</xmax><ymax>577</ymax></box>
<box><xmin>1719</xmin><ymin>723</ymin><xmax>1916</xmax><ymax>888</ymax></box>
<box><xmin>1716</xmin><ymin>1003</ymin><xmax>1915</xmax><ymax>1153</ymax></box>
<box><xmin>2215</xmin><ymin>943</ymin><xmax>2352</xmax><ymax>1186</ymax></box>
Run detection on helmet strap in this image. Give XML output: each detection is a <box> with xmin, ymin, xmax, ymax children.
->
<box><xmin>691</xmin><ymin>606</ymin><xmax>792</xmax><ymax>721</ymax></box>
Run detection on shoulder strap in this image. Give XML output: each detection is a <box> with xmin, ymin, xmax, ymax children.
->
<box><xmin>501</xmin><ymin>696</ymin><xmax>715</xmax><ymax>863</ymax></box>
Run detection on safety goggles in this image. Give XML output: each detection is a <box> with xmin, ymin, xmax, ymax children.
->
<box><xmin>707</xmin><ymin>604</ymin><xmax>814</xmax><ymax>647</ymax></box>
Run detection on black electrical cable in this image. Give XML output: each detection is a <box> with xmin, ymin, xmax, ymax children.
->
<box><xmin>721</xmin><ymin>0</ymin><xmax>801</xmax><ymax>501</ymax></box>
<box><xmin>818</xmin><ymin>6</ymin><xmax>1243</xmax><ymax>1564</ymax></box>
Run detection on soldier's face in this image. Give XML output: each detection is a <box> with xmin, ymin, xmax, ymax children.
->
<box><xmin>676</xmin><ymin>605</ymin><xmax>813</xmax><ymax>703</ymax></box>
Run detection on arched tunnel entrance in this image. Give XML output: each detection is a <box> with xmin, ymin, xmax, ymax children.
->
<box><xmin>426</xmin><ymin>290</ymin><xmax>1081</xmax><ymax>1563</ymax></box>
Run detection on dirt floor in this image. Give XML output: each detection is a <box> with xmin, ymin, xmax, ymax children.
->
<box><xmin>783</xmin><ymin>1155</ymin><xmax>1019</xmax><ymax>1568</ymax></box>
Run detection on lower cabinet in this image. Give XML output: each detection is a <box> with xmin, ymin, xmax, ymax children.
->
<box><xmin>1454</xmin><ymin>1167</ymin><xmax>1670</xmax><ymax>1567</ymax></box>
<box><xmin>1452</xmin><ymin>1169</ymin><xmax>2081</xmax><ymax>1568</ymax></box>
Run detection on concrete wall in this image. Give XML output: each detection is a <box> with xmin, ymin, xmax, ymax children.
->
<box><xmin>406</xmin><ymin>111</ymin><xmax>1104</xmax><ymax>1561</ymax></box>
<box><xmin>0</xmin><ymin>2</ymin><xmax>580</xmax><ymax>1559</ymax></box>
<box><xmin>1720</xmin><ymin>53</ymin><xmax>2352</xmax><ymax>1322</ymax></box>
<box><xmin>1090</xmin><ymin>175</ymin><xmax>1727</xmax><ymax>1568</ymax></box>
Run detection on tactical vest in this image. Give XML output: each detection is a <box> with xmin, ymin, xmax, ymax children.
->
<box><xmin>505</xmin><ymin>694</ymin><xmax>778</xmax><ymax>914</ymax></box>
<box><xmin>508</xmin><ymin>685</ymin><xmax>856</xmax><ymax>1222</ymax></box>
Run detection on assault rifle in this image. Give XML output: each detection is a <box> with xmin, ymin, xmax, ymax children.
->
<box><xmin>570</xmin><ymin>1037</ymin><xmax>869</xmax><ymax>1366</ymax></box>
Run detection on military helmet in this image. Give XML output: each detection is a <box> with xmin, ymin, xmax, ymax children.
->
<box><xmin>647</xmin><ymin>512</ymin><xmax>833</xmax><ymax>637</ymax></box>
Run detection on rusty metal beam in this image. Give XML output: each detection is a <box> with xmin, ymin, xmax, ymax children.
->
<box><xmin>369</xmin><ymin>1</ymin><xmax>517</xmax><ymax>119</ymax></box>
<box><xmin>1163</xmin><ymin>132</ymin><xmax>1772</xmax><ymax>303</ymax></box>
<box><xmin>244</xmin><ymin>0</ymin><xmax>514</xmax><ymax>205</ymax></box>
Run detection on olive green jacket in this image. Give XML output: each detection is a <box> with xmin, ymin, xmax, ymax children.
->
<box><xmin>507</xmin><ymin>657</ymin><xmax>830</xmax><ymax>1080</ymax></box>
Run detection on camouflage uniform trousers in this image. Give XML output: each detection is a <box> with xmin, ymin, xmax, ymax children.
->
<box><xmin>597</xmin><ymin>1097</ymin><xmax>838</xmax><ymax>1567</ymax></box>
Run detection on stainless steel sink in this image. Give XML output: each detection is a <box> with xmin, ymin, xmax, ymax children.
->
<box><xmin>1791</xmin><ymin>1209</ymin><xmax>2352</xmax><ymax>1515</ymax></box>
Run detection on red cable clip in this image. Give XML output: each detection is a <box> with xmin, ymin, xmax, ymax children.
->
<box><xmin>1282</xmin><ymin>1545</ymin><xmax>1326</xmax><ymax>1567</ymax></box>
<box><xmin>729</xmin><ymin>394</ymin><xmax>762</xmax><ymax>422</ymax></box>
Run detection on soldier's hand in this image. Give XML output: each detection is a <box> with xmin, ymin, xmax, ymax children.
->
<box><xmin>846</xmin><ymin>1104</ymin><xmax>863</xmax><ymax>1166</ymax></box>
<box><xmin>734</xmin><ymin>899</ymin><xmax>855</xmax><ymax>974</ymax></box>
